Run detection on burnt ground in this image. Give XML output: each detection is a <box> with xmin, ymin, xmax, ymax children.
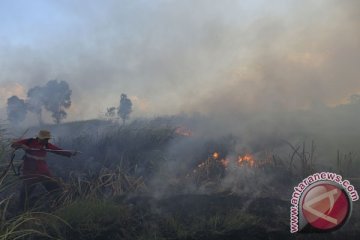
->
<box><xmin>2</xmin><ymin>121</ymin><xmax>360</xmax><ymax>240</ymax></box>
<box><xmin>4</xmin><ymin>169</ymin><xmax>359</xmax><ymax>240</ymax></box>
<box><xmin>3</xmin><ymin>185</ymin><xmax>359</xmax><ymax>240</ymax></box>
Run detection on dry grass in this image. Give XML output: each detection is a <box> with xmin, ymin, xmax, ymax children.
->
<box><xmin>55</xmin><ymin>167</ymin><xmax>147</xmax><ymax>206</ymax></box>
<box><xmin>1</xmin><ymin>120</ymin><xmax>359</xmax><ymax>239</ymax></box>
<box><xmin>0</xmin><ymin>193</ymin><xmax>69</xmax><ymax>240</ymax></box>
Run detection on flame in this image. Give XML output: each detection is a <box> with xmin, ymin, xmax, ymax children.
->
<box><xmin>238</xmin><ymin>154</ymin><xmax>255</xmax><ymax>167</ymax></box>
<box><xmin>193</xmin><ymin>152</ymin><xmax>258</xmax><ymax>176</ymax></box>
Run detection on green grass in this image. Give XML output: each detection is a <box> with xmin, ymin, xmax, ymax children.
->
<box><xmin>54</xmin><ymin>199</ymin><xmax>135</xmax><ymax>240</ymax></box>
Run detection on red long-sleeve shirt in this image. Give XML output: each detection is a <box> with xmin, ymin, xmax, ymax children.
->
<box><xmin>11</xmin><ymin>138</ymin><xmax>71</xmax><ymax>176</ymax></box>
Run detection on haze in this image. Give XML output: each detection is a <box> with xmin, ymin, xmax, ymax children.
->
<box><xmin>0</xmin><ymin>0</ymin><xmax>359</xmax><ymax>125</ymax></box>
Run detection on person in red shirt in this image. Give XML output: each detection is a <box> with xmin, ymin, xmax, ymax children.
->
<box><xmin>11</xmin><ymin>130</ymin><xmax>77</xmax><ymax>210</ymax></box>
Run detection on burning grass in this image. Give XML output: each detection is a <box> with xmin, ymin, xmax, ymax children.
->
<box><xmin>1</xmin><ymin>120</ymin><xmax>360</xmax><ymax>239</ymax></box>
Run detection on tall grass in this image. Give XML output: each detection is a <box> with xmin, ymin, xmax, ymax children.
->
<box><xmin>0</xmin><ymin>209</ymin><xmax>68</xmax><ymax>240</ymax></box>
<box><xmin>0</xmin><ymin>124</ymin><xmax>69</xmax><ymax>240</ymax></box>
<box><xmin>0</xmin><ymin>122</ymin><xmax>176</xmax><ymax>239</ymax></box>
<box><xmin>54</xmin><ymin>167</ymin><xmax>147</xmax><ymax>206</ymax></box>
<box><xmin>1</xmin><ymin>119</ymin><xmax>359</xmax><ymax>239</ymax></box>
<box><xmin>51</xmin><ymin>122</ymin><xmax>177</xmax><ymax>180</ymax></box>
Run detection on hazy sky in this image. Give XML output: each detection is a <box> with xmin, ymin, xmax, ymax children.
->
<box><xmin>0</xmin><ymin>0</ymin><xmax>359</xmax><ymax>122</ymax></box>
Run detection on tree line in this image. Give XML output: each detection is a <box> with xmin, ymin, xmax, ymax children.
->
<box><xmin>7</xmin><ymin>80</ymin><xmax>132</xmax><ymax>125</ymax></box>
<box><xmin>7</xmin><ymin>80</ymin><xmax>71</xmax><ymax>124</ymax></box>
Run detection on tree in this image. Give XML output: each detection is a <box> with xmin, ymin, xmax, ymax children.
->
<box><xmin>42</xmin><ymin>80</ymin><xmax>72</xmax><ymax>124</ymax></box>
<box><xmin>27</xmin><ymin>80</ymin><xmax>72</xmax><ymax>124</ymax></box>
<box><xmin>118</xmin><ymin>94</ymin><xmax>132</xmax><ymax>124</ymax></box>
<box><xmin>7</xmin><ymin>96</ymin><xmax>27</xmax><ymax>124</ymax></box>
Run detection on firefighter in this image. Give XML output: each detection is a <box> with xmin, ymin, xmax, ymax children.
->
<box><xmin>11</xmin><ymin>130</ymin><xmax>77</xmax><ymax>210</ymax></box>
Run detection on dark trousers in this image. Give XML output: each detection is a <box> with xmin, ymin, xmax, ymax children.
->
<box><xmin>19</xmin><ymin>174</ymin><xmax>61</xmax><ymax>210</ymax></box>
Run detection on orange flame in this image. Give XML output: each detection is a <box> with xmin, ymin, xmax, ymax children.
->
<box><xmin>193</xmin><ymin>152</ymin><xmax>258</xmax><ymax>175</ymax></box>
<box><xmin>238</xmin><ymin>154</ymin><xmax>255</xmax><ymax>167</ymax></box>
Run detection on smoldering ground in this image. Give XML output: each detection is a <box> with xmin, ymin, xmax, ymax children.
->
<box><xmin>0</xmin><ymin>0</ymin><xmax>359</xmax><ymax>204</ymax></box>
<box><xmin>1</xmin><ymin>0</ymin><xmax>360</xmax><ymax>166</ymax></box>
<box><xmin>2</xmin><ymin>116</ymin><xmax>359</xmax><ymax>239</ymax></box>
<box><xmin>1</xmin><ymin>1</ymin><xmax>360</xmax><ymax>238</ymax></box>
<box><xmin>10</xmin><ymin>111</ymin><xmax>357</xmax><ymax>199</ymax></box>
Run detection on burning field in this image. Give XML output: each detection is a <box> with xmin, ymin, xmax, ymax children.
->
<box><xmin>0</xmin><ymin>118</ymin><xmax>359</xmax><ymax>240</ymax></box>
<box><xmin>1</xmin><ymin>0</ymin><xmax>360</xmax><ymax>238</ymax></box>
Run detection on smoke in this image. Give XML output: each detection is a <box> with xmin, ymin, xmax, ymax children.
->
<box><xmin>6</xmin><ymin>80</ymin><xmax>72</xmax><ymax>125</ymax></box>
<box><xmin>6</xmin><ymin>95</ymin><xmax>27</xmax><ymax>124</ymax></box>
<box><xmin>1</xmin><ymin>0</ymin><xmax>360</xmax><ymax>170</ymax></box>
<box><xmin>0</xmin><ymin>0</ymin><xmax>358</xmax><ymax>122</ymax></box>
<box><xmin>27</xmin><ymin>85</ymin><xmax>44</xmax><ymax>123</ymax></box>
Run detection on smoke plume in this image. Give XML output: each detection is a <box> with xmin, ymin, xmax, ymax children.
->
<box><xmin>0</xmin><ymin>0</ymin><xmax>359</xmax><ymax>123</ymax></box>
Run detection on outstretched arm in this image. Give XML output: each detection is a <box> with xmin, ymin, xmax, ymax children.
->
<box><xmin>47</xmin><ymin>143</ymin><xmax>75</xmax><ymax>157</ymax></box>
